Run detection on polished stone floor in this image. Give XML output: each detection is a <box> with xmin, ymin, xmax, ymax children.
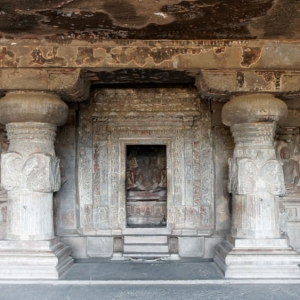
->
<box><xmin>0</xmin><ymin>260</ymin><xmax>300</xmax><ymax>300</ymax></box>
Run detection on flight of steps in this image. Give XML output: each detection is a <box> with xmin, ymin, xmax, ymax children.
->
<box><xmin>123</xmin><ymin>235</ymin><xmax>170</xmax><ymax>259</ymax></box>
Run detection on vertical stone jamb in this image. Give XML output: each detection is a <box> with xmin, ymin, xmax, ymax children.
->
<box><xmin>0</xmin><ymin>91</ymin><xmax>73</xmax><ymax>279</ymax></box>
<box><xmin>214</xmin><ymin>93</ymin><xmax>300</xmax><ymax>278</ymax></box>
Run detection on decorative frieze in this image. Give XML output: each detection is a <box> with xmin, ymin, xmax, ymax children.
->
<box><xmin>197</xmin><ymin>70</ymin><xmax>300</xmax><ymax>100</ymax></box>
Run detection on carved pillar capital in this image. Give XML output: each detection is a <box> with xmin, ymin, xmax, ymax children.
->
<box><xmin>0</xmin><ymin>91</ymin><xmax>68</xmax><ymax>240</ymax></box>
<box><xmin>0</xmin><ymin>91</ymin><xmax>68</xmax><ymax>125</ymax></box>
<box><xmin>222</xmin><ymin>93</ymin><xmax>287</xmax><ymax>126</ymax></box>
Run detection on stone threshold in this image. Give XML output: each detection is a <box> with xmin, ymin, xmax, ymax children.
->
<box><xmin>0</xmin><ymin>279</ymin><xmax>300</xmax><ymax>285</ymax></box>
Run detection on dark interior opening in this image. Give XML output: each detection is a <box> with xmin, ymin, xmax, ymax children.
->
<box><xmin>126</xmin><ymin>145</ymin><xmax>167</xmax><ymax>227</ymax></box>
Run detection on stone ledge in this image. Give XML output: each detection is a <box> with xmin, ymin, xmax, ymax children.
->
<box><xmin>215</xmin><ymin>239</ymin><xmax>300</xmax><ymax>278</ymax></box>
<box><xmin>0</xmin><ymin>239</ymin><xmax>73</xmax><ymax>279</ymax></box>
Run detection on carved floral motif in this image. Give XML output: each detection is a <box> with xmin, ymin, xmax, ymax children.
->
<box><xmin>1</xmin><ymin>152</ymin><xmax>61</xmax><ymax>192</ymax></box>
<box><xmin>228</xmin><ymin>156</ymin><xmax>285</xmax><ymax>196</ymax></box>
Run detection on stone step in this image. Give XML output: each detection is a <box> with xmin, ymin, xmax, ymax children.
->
<box><xmin>122</xmin><ymin>228</ymin><xmax>170</xmax><ymax>235</ymax></box>
<box><xmin>123</xmin><ymin>244</ymin><xmax>169</xmax><ymax>253</ymax></box>
<box><xmin>123</xmin><ymin>252</ymin><xmax>170</xmax><ymax>258</ymax></box>
<box><xmin>124</xmin><ymin>235</ymin><xmax>168</xmax><ymax>244</ymax></box>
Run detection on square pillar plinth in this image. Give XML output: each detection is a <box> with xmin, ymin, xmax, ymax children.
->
<box><xmin>214</xmin><ymin>235</ymin><xmax>300</xmax><ymax>278</ymax></box>
<box><xmin>0</xmin><ymin>238</ymin><xmax>73</xmax><ymax>279</ymax></box>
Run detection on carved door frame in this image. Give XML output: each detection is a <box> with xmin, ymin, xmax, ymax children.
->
<box><xmin>78</xmin><ymin>89</ymin><xmax>215</xmax><ymax>236</ymax></box>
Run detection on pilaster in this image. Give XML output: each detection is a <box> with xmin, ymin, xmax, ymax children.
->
<box><xmin>214</xmin><ymin>93</ymin><xmax>300</xmax><ymax>278</ymax></box>
<box><xmin>0</xmin><ymin>91</ymin><xmax>73</xmax><ymax>279</ymax></box>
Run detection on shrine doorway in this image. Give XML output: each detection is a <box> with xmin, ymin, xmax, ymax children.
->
<box><xmin>126</xmin><ymin>145</ymin><xmax>167</xmax><ymax>227</ymax></box>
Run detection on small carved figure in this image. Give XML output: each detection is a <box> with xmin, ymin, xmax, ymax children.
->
<box><xmin>84</xmin><ymin>205</ymin><xmax>92</xmax><ymax>224</ymax></box>
<box><xmin>126</xmin><ymin>155</ymin><xmax>138</xmax><ymax>189</ymax></box>
<box><xmin>134</xmin><ymin>155</ymin><xmax>161</xmax><ymax>192</ymax></box>
<box><xmin>145</xmin><ymin>207</ymin><xmax>151</xmax><ymax>216</ymax></box>
<box><xmin>280</xmin><ymin>147</ymin><xmax>300</xmax><ymax>194</ymax></box>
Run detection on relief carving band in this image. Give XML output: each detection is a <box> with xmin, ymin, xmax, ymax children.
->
<box><xmin>126</xmin><ymin>145</ymin><xmax>167</xmax><ymax>226</ymax></box>
<box><xmin>229</xmin><ymin>155</ymin><xmax>285</xmax><ymax>196</ymax></box>
<box><xmin>261</xmin><ymin>160</ymin><xmax>285</xmax><ymax>196</ymax></box>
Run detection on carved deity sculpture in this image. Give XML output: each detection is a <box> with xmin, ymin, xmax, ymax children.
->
<box><xmin>135</xmin><ymin>156</ymin><xmax>161</xmax><ymax>191</ymax></box>
<box><xmin>280</xmin><ymin>146</ymin><xmax>300</xmax><ymax>194</ymax></box>
<box><xmin>126</xmin><ymin>147</ymin><xmax>167</xmax><ymax>201</ymax></box>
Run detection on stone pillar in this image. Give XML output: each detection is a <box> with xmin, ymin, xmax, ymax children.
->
<box><xmin>0</xmin><ymin>91</ymin><xmax>73</xmax><ymax>279</ymax></box>
<box><xmin>214</xmin><ymin>93</ymin><xmax>300</xmax><ymax>278</ymax></box>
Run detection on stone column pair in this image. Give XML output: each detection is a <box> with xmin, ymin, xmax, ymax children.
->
<box><xmin>0</xmin><ymin>91</ymin><xmax>73</xmax><ymax>279</ymax></box>
<box><xmin>214</xmin><ymin>93</ymin><xmax>300</xmax><ymax>278</ymax></box>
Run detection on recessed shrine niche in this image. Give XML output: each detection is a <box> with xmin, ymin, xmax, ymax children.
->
<box><xmin>78</xmin><ymin>88</ymin><xmax>214</xmax><ymax>236</ymax></box>
<box><xmin>126</xmin><ymin>145</ymin><xmax>167</xmax><ymax>227</ymax></box>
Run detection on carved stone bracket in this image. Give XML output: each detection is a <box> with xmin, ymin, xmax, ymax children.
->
<box><xmin>0</xmin><ymin>68</ymin><xmax>90</xmax><ymax>102</ymax></box>
<box><xmin>196</xmin><ymin>70</ymin><xmax>300</xmax><ymax>100</ymax></box>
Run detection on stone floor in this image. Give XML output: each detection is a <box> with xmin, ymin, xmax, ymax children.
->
<box><xmin>63</xmin><ymin>258</ymin><xmax>222</xmax><ymax>281</ymax></box>
<box><xmin>0</xmin><ymin>259</ymin><xmax>300</xmax><ymax>299</ymax></box>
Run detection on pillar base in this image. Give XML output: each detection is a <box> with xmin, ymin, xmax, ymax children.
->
<box><xmin>0</xmin><ymin>238</ymin><xmax>73</xmax><ymax>279</ymax></box>
<box><xmin>214</xmin><ymin>235</ymin><xmax>300</xmax><ymax>278</ymax></box>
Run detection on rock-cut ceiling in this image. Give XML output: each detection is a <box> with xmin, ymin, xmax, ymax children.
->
<box><xmin>0</xmin><ymin>0</ymin><xmax>299</xmax><ymax>40</ymax></box>
<box><xmin>1</xmin><ymin>1</ymin><xmax>300</xmax><ymax>88</ymax></box>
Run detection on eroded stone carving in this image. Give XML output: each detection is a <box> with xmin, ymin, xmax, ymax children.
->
<box><xmin>0</xmin><ymin>47</ymin><xmax>20</xmax><ymax>67</ymax></box>
<box><xmin>279</xmin><ymin>199</ymin><xmax>300</xmax><ymax>252</ymax></box>
<box><xmin>261</xmin><ymin>160</ymin><xmax>285</xmax><ymax>196</ymax></box>
<box><xmin>1</xmin><ymin>152</ymin><xmax>22</xmax><ymax>191</ymax></box>
<box><xmin>228</xmin><ymin>156</ymin><xmax>285</xmax><ymax>196</ymax></box>
<box><xmin>84</xmin><ymin>204</ymin><xmax>93</xmax><ymax>225</ymax></box>
<box><xmin>278</xmin><ymin>145</ymin><xmax>300</xmax><ymax>195</ymax></box>
<box><xmin>30</xmin><ymin>47</ymin><xmax>67</xmax><ymax>67</ymax></box>
<box><xmin>1</xmin><ymin>152</ymin><xmax>61</xmax><ymax>193</ymax></box>
<box><xmin>197</xmin><ymin>70</ymin><xmax>300</xmax><ymax>100</ymax></box>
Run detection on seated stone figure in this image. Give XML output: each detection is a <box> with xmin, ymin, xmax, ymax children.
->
<box><xmin>280</xmin><ymin>146</ymin><xmax>300</xmax><ymax>194</ymax></box>
<box><xmin>127</xmin><ymin>155</ymin><xmax>167</xmax><ymax>201</ymax></box>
